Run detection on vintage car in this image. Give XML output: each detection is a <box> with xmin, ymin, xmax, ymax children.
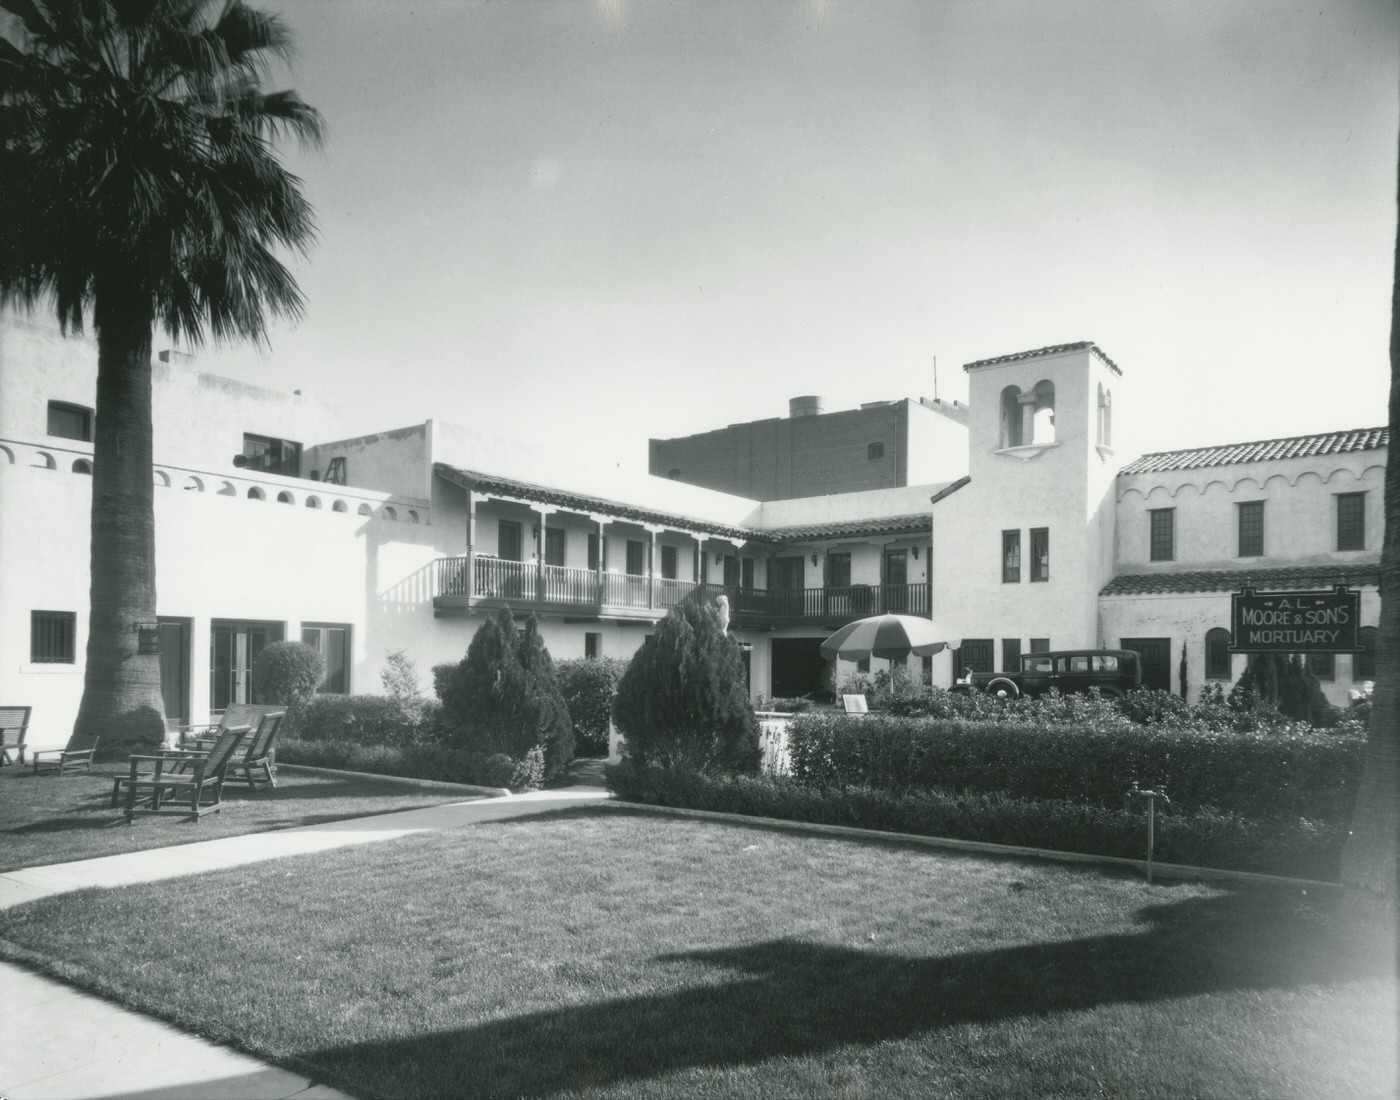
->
<box><xmin>954</xmin><ymin>648</ymin><xmax>1143</xmax><ymax>699</ymax></box>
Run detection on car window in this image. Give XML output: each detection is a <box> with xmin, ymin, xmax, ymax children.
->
<box><xmin>1022</xmin><ymin>656</ymin><xmax>1053</xmax><ymax>673</ymax></box>
<box><xmin>1092</xmin><ymin>655</ymin><xmax>1119</xmax><ymax>671</ymax></box>
<box><xmin>1069</xmin><ymin>656</ymin><xmax>1090</xmax><ymax>671</ymax></box>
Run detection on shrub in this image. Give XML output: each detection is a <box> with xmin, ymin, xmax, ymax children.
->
<box><xmin>252</xmin><ymin>641</ymin><xmax>325</xmax><ymax>720</ymax></box>
<box><xmin>277</xmin><ymin>738</ymin><xmax>542</xmax><ymax>792</ymax></box>
<box><xmin>607</xmin><ymin>762</ymin><xmax>1350</xmax><ymax>880</ymax></box>
<box><xmin>782</xmin><ymin>712</ymin><xmax>1364</xmax><ymax>823</ymax></box>
<box><xmin>438</xmin><ymin>609</ymin><xmax>574</xmax><ymax>786</ymax></box>
<box><xmin>555</xmin><ymin>657</ymin><xmax>628</xmax><ymax>756</ymax></box>
<box><xmin>286</xmin><ymin>694</ymin><xmax>440</xmax><ymax>748</ymax></box>
<box><xmin>1230</xmin><ymin>653</ymin><xmax>1339</xmax><ymax>728</ymax></box>
<box><xmin>612</xmin><ymin>593</ymin><xmax>760</xmax><ymax>773</ymax></box>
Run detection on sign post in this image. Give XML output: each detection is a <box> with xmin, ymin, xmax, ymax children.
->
<box><xmin>1229</xmin><ymin>585</ymin><xmax>1361</xmax><ymax>653</ymax></box>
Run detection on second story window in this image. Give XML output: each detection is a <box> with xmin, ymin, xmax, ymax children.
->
<box><xmin>240</xmin><ymin>433</ymin><xmax>301</xmax><ymax>477</ymax></box>
<box><xmin>1030</xmin><ymin>527</ymin><xmax>1049</xmax><ymax>582</ymax></box>
<box><xmin>1149</xmin><ymin>508</ymin><xmax>1175</xmax><ymax>561</ymax></box>
<box><xmin>1238</xmin><ymin>501</ymin><xmax>1264</xmax><ymax>557</ymax></box>
<box><xmin>1336</xmin><ymin>492</ymin><xmax>1365</xmax><ymax>551</ymax></box>
<box><xmin>625</xmin><ymin>540</ymin><xmax>646</xmax><ymax>576</ymax></box>
<box><xmin>660</xmin><ymin>545</ymin><xmax>678</xmax><ymax>580</ymax></box>
<box><xmin>47</xmin><ymin>401</ymin><xmax>93</xmax><ymax>442</ymax></box>
<box><xmin>498</xmin><ymin>520</ymin><xmax>522</xmax><ymax>561</ymax></box>
<box><xmin>1002</xmin><ymin>531</ymin><xmax>1021</xmax><ymax>583</ymax></box>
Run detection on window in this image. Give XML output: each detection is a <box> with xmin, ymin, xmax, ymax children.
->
<box><xmin>1031</xmin><ymin>381</ymin><xmax>1055</xmax><ymax>444</ymax></box>
<box><xmin>588</xmin><ymin>533</ymin><xmax>602</xmax><ymax>571</ymax></box>
<box><xmin>544</xmin><ymin>527</ymin><xmax>565</xmax><ymax>566</ymax></box>
<box><xmin>867</xmin><ymin>442</ymin><xmax>885</xmax><ymax>460</ymax></box>
<box><xmin>301</xmin><ymin>624</ymin><xmax>351</xmax><ymax>694</ymax></box>
<box><xmin>1308</xmin><ymin>652</ymin><xmax>1335</xmax><ymax>682</ymax></box>
<box><xmin>210</xmin><ymin>620</ymin><xmax>284</xmax><ymax>710</ymax></box>
<box><xmin>47</xmin><ymin>401</ymin><xmax>92</xmax><ymax>442</ymax></box>
<box><xmin>827</xmin><ymin>551</ymin><xmax>852</xmax><ymax>588</ymax></box>
<box><xmin>661</xmin><ymin>545</ymin><xmax>678</xmax><ymax>580</ymax></box>
<box><xmin>30</xmin><ymin>610</ymin><xmax>76</xmax><ymax>663</ymax></box>
<box><xmin>1149</xmin><ymin>509</ymin><xmax>1175</xmax><ymax>562</ymax></box>
<box><xmin>1205</xmin><ymin>627</ymin><xmax>1232</xmax><ymax>680</ymax></box>
<box><xmin>741</xmin><ymin>557</ymin><xmax>754</xmax><ymax>590</ymax></box>
<box><xmin>1030</xmin><ymin>638</ymin><xmax>1050</xmax><ymax>653</ymax></box>
<box><xmin>1002</xmin><ymin>638</ymin><xmax>1021</xmax><ymax>673</ymax></box>
<box><xmin>498</xmin><ymin>520</ymin><xmax>523</xmax><ymax>561</ymax></box>
<box><xmin>722</xmin><ymin>554</ymin><xmax>740</xmax><ymax>587</ymax></box>
<box><xmin>1337</xmin><ymin>493</ymin><xmax>1365</xmax><ymax>551</ymax></box>
<box><xmin>1000</xmin><ymin>386</ymin><xmax>1024</xmax><ymax>448</ymax></box>
<box><xmin>1030</xmin><ymin>527</ymin><xmax>1049</xmax><ymax>582</ymax></box>
<box><xmin>585</xmin><ymin>632</ymin><xmax>601</xmax><ymax>659</ymax></box>
<box><xmin>1238</xmin><ymin>501</ymin><xmax>1264</xmax><ymax>557</ymax></box>
<box><xmin>240</xmin><ymin>433</ymin><xmax>301</xmax><ymax>477</ymax></box>
<box><xmin>1355</xmin><ymin>626</ymin><xmax>1377</xmax><ymax>681</ymax></box>
<box><xmin>625</xmin><ymin>540</ymin><xmax>646</xmax><ymax>576</ymax></box>
<box><xmin>1002</xmin><ymin>530</ymin><xmax>1021</xmax><ymax>583</ymax></box>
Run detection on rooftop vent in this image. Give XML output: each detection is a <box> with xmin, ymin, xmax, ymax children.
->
<box><xmin>789</xmin><ymin>395</ymin><xmax>824</xmax><ymax>418</ymax></box>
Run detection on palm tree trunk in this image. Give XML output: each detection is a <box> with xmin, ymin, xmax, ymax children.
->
<box><xmin>69</xmin><ymin>296</ymin><xmax>166</xmax><ymax>758</ymax></box>
<box><xmin>1339</xmin><ymin>135</ymin><xmax>1399</xmax><ymax>903</ymax></box>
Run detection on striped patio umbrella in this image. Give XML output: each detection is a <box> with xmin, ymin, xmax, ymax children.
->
<box><xmin>819</xmin><ymin>614</ymin><xmax>948</xmax><ymax>662</ymax></box>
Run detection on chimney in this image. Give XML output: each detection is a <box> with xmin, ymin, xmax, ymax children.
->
<box><xmin>789</xmin><ymin>395</ymin><xmax>824</xmax><ymax>418</ymax></box>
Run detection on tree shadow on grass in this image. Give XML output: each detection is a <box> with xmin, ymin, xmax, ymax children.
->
<box><xmin>302</xmin><ymin>890</ymin><xmax>1392</xmax><ymax>1100</ymax></box>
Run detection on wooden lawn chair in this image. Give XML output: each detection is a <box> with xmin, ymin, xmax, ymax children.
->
<box><xmin>32</xmin><ymin>740</ymin><xmax>99</xmax><ymax>775</ymax></box>
<box><xmin>111</xmin><ymin>725</ymin><xmax>247</xmax><ymax>823</ymax></box>
<box><xmin>176</xmin><ymin>703</ymin><xmax>281</xmax><ymax>752</ymax></box>
<box><xmin>227</xmin><ymin>710</ymin><xmax>285</xmax><ymax>789</ymax></box>
<box><xmin>1</xmin><ymin>706</ymin><xmax>31</xmax><ymax>766</ymax></box>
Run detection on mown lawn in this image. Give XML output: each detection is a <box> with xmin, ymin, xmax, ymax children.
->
<box><xmin>0</xmin><ymin>807</ymin><xmax>1393</xmax><ymax>1099</ymax></box>
<box><xmin>0</xmin><ymin>763</ymin><xmax>481</xmax><ymax>871</ymax></box>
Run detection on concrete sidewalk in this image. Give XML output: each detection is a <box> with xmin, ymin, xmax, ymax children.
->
<box><xmin>1</xmin><ymin>775</ymin><xmax>612</xmax><ymax>1100</ymax></box>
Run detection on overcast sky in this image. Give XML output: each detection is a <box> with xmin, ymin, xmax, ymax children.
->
<box><xmin>199</xmin><ymin>0</ymin><xmax>1398</xmax><ymax>474</ymax></box>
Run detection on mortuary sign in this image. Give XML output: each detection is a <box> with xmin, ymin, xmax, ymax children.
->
<box><xmin>1230</xmin><ymin>585</ymin><xmax>1361</xmax><ymax>653</ymax></box>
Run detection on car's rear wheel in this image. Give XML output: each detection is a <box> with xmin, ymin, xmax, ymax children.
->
<box><xmin>986</xmin><ymin>677</ymin><xmax>1020</xmax><ymax>699</ymax></box>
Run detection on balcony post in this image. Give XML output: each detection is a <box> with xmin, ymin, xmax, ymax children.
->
<box><xmin>465</xmin><ymin>490</ymin><xmax>477</xmax><ymax>600</ymax></box>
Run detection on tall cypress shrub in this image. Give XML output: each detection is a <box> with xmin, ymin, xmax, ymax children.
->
<box><xmin>612</xmin><ymin>594</ymin><xmax>760</xmax><ymax>773</ymax></box>
<box><xmin>440</xmin><ymin>609</ymin><xmax>574</xmax><ymax>783</ymax></box>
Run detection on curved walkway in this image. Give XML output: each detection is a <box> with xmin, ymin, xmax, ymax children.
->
<box><xmin>0</xmin><ymin>767</ymin><xmax>612</xmax><ymax>1100</ymax></box>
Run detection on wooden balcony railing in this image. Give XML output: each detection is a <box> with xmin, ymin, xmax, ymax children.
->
<box><xmin>434</xmin><ymin>556</ymin><xmax>930</xmax><ymax>622</ymax></box>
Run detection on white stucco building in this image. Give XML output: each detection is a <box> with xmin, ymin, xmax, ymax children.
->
<box><xmin>0</xmin><ymin>314</ymin><xmax>1384</xmax><ymax>753</ymax></box>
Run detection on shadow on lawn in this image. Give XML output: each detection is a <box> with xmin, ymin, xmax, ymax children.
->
<box><xmin>303</xmin><ymin>890</ymin><xmax>1389</xmax><ymax>1100</ymax></box>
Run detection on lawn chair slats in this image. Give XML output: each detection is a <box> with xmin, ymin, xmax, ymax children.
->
<box><xmin>1</xmin><ymin>706</ymin><xmax>31</xmax><ymax>767</ymax></box>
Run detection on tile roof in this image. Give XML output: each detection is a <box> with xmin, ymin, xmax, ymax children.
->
<box><xmin>964</xmin><ymin>341</ymin><xmax>1123</xmax><ymax>377</ymax></box>
<box><xmin>1118</xmin><ymin>427</ymin><xmax>1388</xmax><ymax>475</ymax></box>
<box><xmin>1100</xmin><ymin>563</ymin><xmax>1380</xmax><ymax>597</ymax></box>
<box><xmin>435</xmin><ymin>464</ymin><xmax>932</xmax><ymax>543</ymax></box>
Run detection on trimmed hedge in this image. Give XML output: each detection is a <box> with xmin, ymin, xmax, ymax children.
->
<box><xmin>785</xmin><ymin>714</ymin><xmax>1363</xmax><ymax>823</ymax></box>
<box><xmin>286</xmin><ymin>694</ymin><xmax>439</xmax><ymax>748</ymax></box>
<box><xmin>277</xmin><ymin>739</ymin><xmax>539</xmax><ymax>791</ymax></box>
<box><xmin>609</xmin><ymin>761</ymin><xmax>1349</xmax><ymax>881</ymax></box>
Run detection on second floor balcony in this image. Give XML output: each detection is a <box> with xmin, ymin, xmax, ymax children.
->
<box><xmin>433</xmin><ymin>555</ymin><xmax>930</xmax><ymax>626</ymax></box>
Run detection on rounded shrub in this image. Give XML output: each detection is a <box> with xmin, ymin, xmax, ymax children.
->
<box><xmin>252</xmin><ymin>641</ymin><xmax>325</xmax><ymax>717</ymax></box>
<box><xmin>555</xmin><ymin>656</ymin><xmax>628</xmax><ymax>756</ymax></box>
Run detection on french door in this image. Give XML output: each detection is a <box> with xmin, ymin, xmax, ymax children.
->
<box><xmin>210</xmin><ymin>619</ymin><xmax>284</xmax><ymax>712</ymax></box>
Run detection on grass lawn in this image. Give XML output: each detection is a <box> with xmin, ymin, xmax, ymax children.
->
<box><xmin>0</xmin><ymin>763</ymin><xmax>481</xmax><ymax>871</ymax></box>
<box><xmin>0</xmin><ymin>807</ymin><xmax>1393</xmax><ymax>1099</ymax></box>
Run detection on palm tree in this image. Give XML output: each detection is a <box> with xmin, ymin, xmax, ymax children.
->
<box><xmin>0</xmin><ymin>0</ymin><xmax>322</xmax><ymax>758</ymax></box>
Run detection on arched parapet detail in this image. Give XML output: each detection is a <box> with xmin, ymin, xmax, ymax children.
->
<box><xmin>381</xmin><ymin>505</ymin><xmax>398</xmax><ymax>521</ymax></box>
<box><xmin>276</xmin><ymin>490</ymin><xmax>295</xmax><ymax>505</ymax></box>
<box><xmin>1319</xmin><ymin>463</ymin><xmax>1384</xmax><ymax>487</ymax></box>
<box><xmin>305</xmin><ymin>496</ymin><xmax>322</xmax><ymax>509</ymax></box>
<box><xmin>185</xmin><ymin>475</ymin><xmax>205</xmax><ymax>492</ymax></box>
<box><xmin>33</xmin><ymin>451</ymin><xmax>56</xmax><ymax>470</ymax></box>
<box><xmin>407</xmin><ymin>509</ymin><xmax>420</xmax><ymax>524</ymax></box>
<box><xmin>0</xmin><ymin>444</ymin><xmax>13</xmax><ymax>465</ymax></box>
<box><xmin>72</xmin><ymin>458</ymin><xmax>93</xmax><ymax>475</ymax></box>
<box><xmin>332</xmin><ymin>500</ymin><xmax>348</xmax><ymax>513</ymax></box>
<box><xmin>357</xmin><ymin>503</ymin><xmax>373</xmax><ymax>516</ymax></box>
<box><xmin>153</xmin><ymin>469</ymin><xmax>170</xmax><ymax>487</ymax></box>
<box><xmin>247</xmin><ymin>486</ymin><xmax>266</xmax><ymax>501</ymax></box>
<box><xmin>217</xmin><ymin>480</ymin><xmax>236</xmax><ymax>496</ymax></box>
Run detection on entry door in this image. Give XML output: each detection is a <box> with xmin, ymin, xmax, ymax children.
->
<box><xmin>210</xmin><ymin>620</ymin><xmax>284</xmax><ymax>712</ymax></box>
<box><xmin>157</xmin><ymin>617</ymin><xmax>191</xmax><ymax>730</ymax></box>
<box><xmin>884</xmin><ymin>550</ymin><xmax>908</xmax><ymax>612</ymax></box>
<box><xmin>1120</xmin><ymin>637</ymin><xmax>1171</xmax><ymax>693</ymax></box>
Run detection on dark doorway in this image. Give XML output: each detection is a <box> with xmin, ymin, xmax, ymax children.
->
<box><xmin>1121</xmin><ymin>637</ymin><xmax>1172</xmax><ymax>692</ymax></box>
<box><xmin>158</xmin><ymin>617</ymin><xmax>190</xmax><ymax>730</ymax></box>
<box><xmin>771</xmin><ymin>637</ymin><xmax>826</xmax><ymax>699</ymax></box>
